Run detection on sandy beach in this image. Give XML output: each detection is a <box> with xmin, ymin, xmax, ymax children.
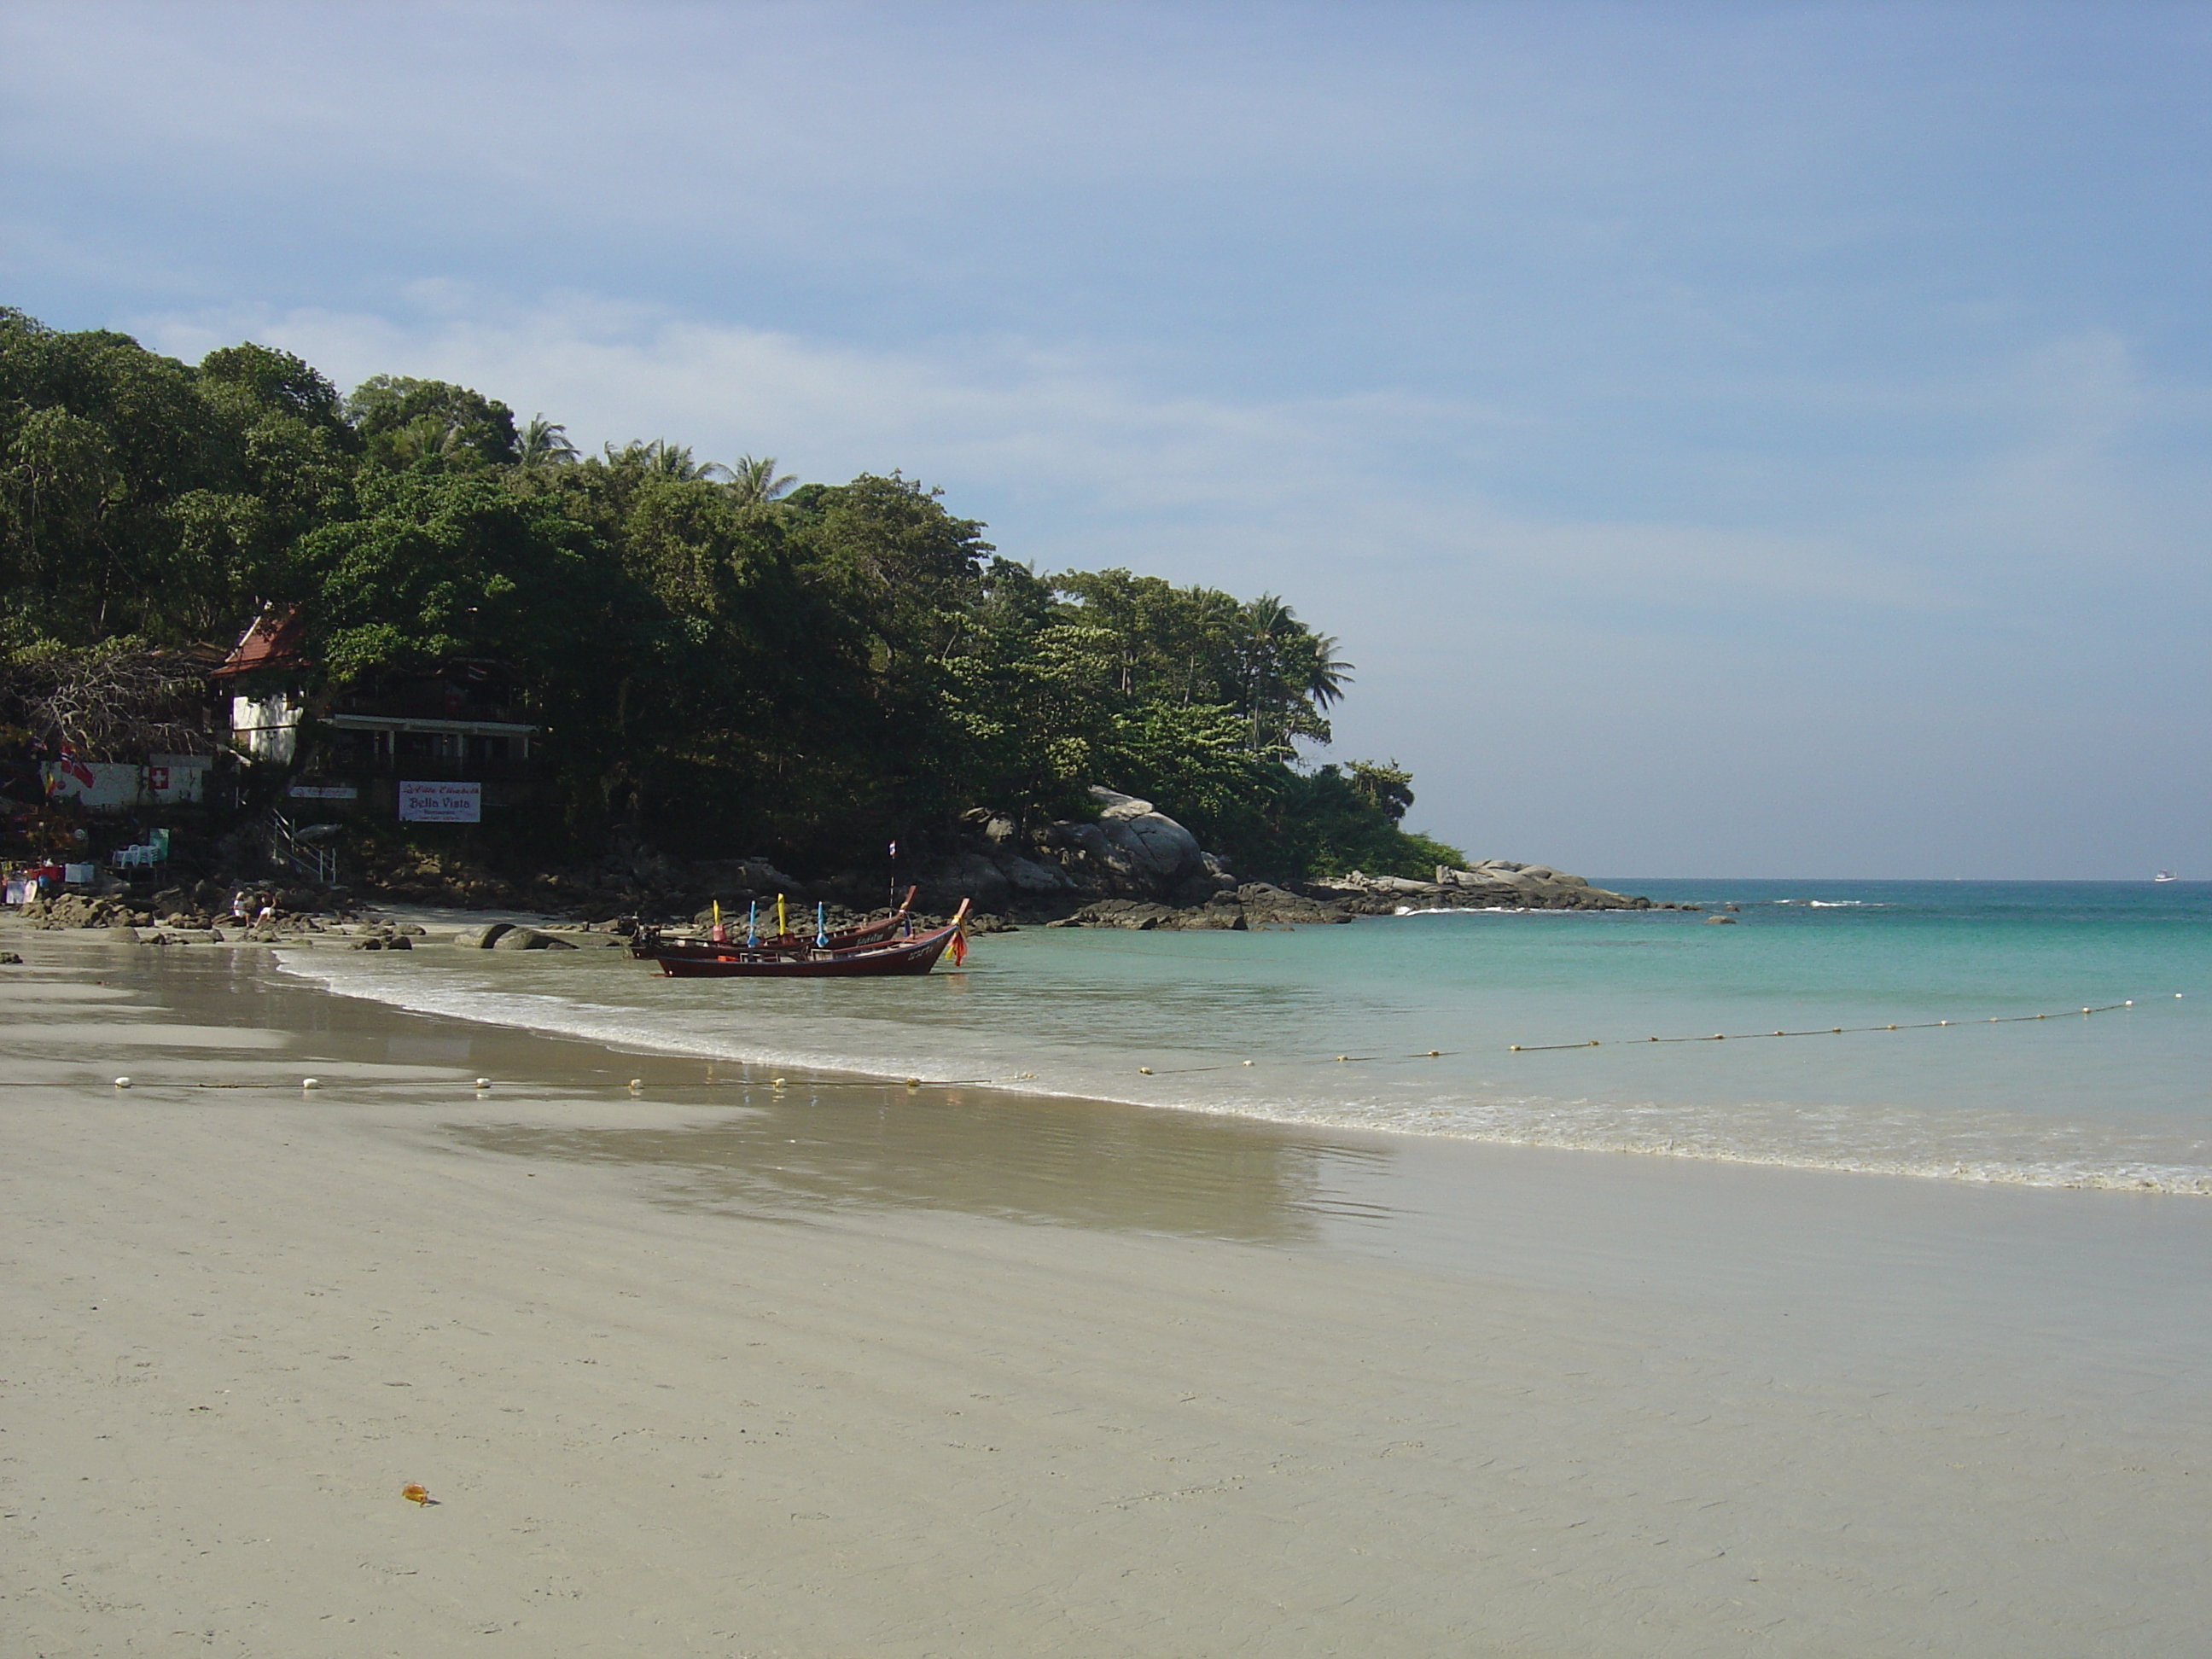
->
<box><xmin>4</xmin><ymin>927</ymin><xmax>2209</xmax><ymax>1657</ymax></box>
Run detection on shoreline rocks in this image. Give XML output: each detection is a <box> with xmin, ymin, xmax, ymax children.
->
<box><xmin>1308</xmin><ymin>862</ymin><xmax>1665</xmax><ymax>916</ymax></box>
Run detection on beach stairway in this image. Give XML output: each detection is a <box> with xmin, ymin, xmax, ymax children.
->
<box><xmin>265</xmin><ymin>807</ymin><xmax>340</xmax><ymax>888</ymax></box>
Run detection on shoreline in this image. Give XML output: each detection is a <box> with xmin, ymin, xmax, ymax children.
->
<box><xmin>276</xmin><ymin>911</ymin><xmax>2212</xmax><ymax>1199</ymax></box>
<box><xmin>9</xmin><ymin>905</ymin><xmax>2207</xmax><ymax>1196</ymax></box>
<box><xmin>5</xmin><ymin>935</ymin><xmax>2211</xmax><ymax>1653</ymax></box>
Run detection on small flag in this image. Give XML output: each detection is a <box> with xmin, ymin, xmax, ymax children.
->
<box><xmin>888</xmin><ymin>840</ymin><xmax>898</xmax><ymax>859</ymax></box>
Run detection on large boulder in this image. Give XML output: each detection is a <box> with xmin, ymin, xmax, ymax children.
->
<box><xmin>927</xmin><ymin>852</ymin><xmax>1013</xmax><ymax>910</ymax></box>
<box><xmin>1090</xmin><ymin>788</ymin><xmax>1203</xmax><ymax>883</ymax></box>
<box><xmin>491</xmin><ymin>927</ymin><xmax>578</xmax><ymax>952</ymax></box>
<box><xmin>998</xmin><ymin>853</ymin><xmax>1074</xmax><ymax>894</ymax></box>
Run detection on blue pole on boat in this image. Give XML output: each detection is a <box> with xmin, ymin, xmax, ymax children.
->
<box><xmin>747</xmin><ymin>901</ymin><xmax>757</xmax><ymax>946</ymax></box>
<box><xmin>816</xmin><ymin>902</ymin><xmax>828</xmax><ymax>947</ymax></box>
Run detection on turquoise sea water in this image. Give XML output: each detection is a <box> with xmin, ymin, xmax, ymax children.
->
<box><xmin>289</xmin><ymin>880</ymin><xmax>2212</xmax><ymax>1193</ymax></box>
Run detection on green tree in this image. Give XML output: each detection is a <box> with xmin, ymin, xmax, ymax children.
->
<box><xmin>346</xmin><ymin>375</ymin><xmax>520</xmax><ymax>469</ymax></box>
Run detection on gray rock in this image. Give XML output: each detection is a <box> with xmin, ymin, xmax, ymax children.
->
<box><xmin>492</xmin><ymin>927</ymin><xmax>577</xmax><ymax>952</ymax></box>
<box><xmin>1106</xmin><ymin>812</ymin><xmax>1201</xmax><ymax>881</ymax></box>
<box><xmin>454</xmin><ymin>923</ymin><xmax>515</xmax><ymax>948</ymax></box>
<box><xmin>1237</xmin><ymin>883</ymin><xmax>1353</xmax><ymax>926</ymax></box>
<box><xmin>1086</xmin><ymin>788</ymin><xmax>1202</xmax><ymax>885</ymax></box>
<box><xmin>998</xmin><ymin>853</ymin><xmax>1073</xmax><ymax>894</ymax></box>
<box><xmin>1087</xmin><ymin>787</ymin><xmax>1156</xmax><ymax>822</ymax></box>
<box><xmin>1064</xmin><ymin>899</ymin><xmax>1178</xmax><ymax>929</ymax></box>
<box><xmin>934</xmin><ymin>852</ymin><xmax>1012</xmax><ymax>909</ymax></box>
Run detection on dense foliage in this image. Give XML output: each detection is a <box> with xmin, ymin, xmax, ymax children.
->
<box><xmin>0</xmin><ymin>307</ymin><xmax>1459</xmax><ymax>878</ymax></box>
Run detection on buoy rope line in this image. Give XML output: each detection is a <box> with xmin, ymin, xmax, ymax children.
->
<box><xmin>1498</xmin><ymin>998</ymin><xmax>2142</xmax><ymax>1053</ymax></box>
<box><xmin>51</xmin><ymin>996</ymin><xmax>2171</xmax><ymax>1095</ymax></box>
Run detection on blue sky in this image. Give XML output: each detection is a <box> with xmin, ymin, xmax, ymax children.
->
<box><xmin>4</xmin><ymin>1</ymin><xmax>2206</xmax><ymax>876</ymax></box>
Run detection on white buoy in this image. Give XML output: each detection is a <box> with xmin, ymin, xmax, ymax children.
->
<box><xmin>627</xmin><ymin>1078</ymin><xmax>643</xmax><ymax>1091</ymax></box>
<box><xmin>114</xmin><ymin>1076</ymin><xmax>131</xmax><ymax>1089</ymax></box>
<box><xmin>301</xmin><ymin>1077</ymin><xmax>321</xmax><ymax>1090</ymax></box>
<box><xmin>474</xmin><ymin>1077</ymin><xmax>492</xmax><ymax>1090</ymax></box>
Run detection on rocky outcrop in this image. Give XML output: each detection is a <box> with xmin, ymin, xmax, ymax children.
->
<box><xmin>15</xmin><ymin>887</ymin><xmax>341</xmax><ymax>935</ymax></box>
<box><xmin>1238</xmin><ymin>883</ymin><xmax>1356</xmax><ymax>925</ymax></box>
<box><xmin>1038</xmin><ymin>882</ymin><xmax>1359</xmax><ymax>929</ymax></box>
<box><xmin>919</xmin><ymin>789</ymin><xmax>1236</xmax><ymax>916</ymax></box>
<box><xmin>1309</xmin><ymin>861</ymin><xmax>1658</xmax><ymax>914</ymax></box>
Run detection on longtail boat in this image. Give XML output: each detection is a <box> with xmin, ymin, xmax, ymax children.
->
<box><xmin>639</xmin><ymin>901</ymin><xmax>969</xmax><ymax>979</ymax></box>
<box><xmin>629</xmin><ymin>888</ymin><xmax>917</xmax><ymax>963</ymax></box>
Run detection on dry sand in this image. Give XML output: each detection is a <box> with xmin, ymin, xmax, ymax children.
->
<box><xmin>3</xmin><ymin>929</ymin><xmax>2209</xmax><ymax>1656</ymax></box>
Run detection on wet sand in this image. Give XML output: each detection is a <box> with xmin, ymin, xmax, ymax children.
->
<box><xmin>3</xmin><ymin>929</ymin><xmax>2209</xmax><ymax>1656</ymax></box>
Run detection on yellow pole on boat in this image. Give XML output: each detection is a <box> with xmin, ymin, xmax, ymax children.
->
<box><xmin>776</xmin><ymin>894</ymin><xmax>786</xmax><ymax>936</ymax></box>
<box><xmin>712</xmin><ymin>899</ymin><xmax>721</xmax><ymax>928</ymax></box>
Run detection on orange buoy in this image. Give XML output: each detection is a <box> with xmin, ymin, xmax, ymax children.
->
<box><xmin>401</xmin><ymin>1483</ymin><xmax>431</xmax><ymax>1505</ymax></box>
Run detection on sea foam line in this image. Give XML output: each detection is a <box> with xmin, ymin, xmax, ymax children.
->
<box><xmin>274</xmin><ymin>952</ymin><xmax>2212</xmax><ymax>1198</ymax></box>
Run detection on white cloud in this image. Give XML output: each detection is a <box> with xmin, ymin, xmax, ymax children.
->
<box><xmin>137</xmin><ymin>289</ymin><xmax>1971</xmax><ymax>616</ymax></box>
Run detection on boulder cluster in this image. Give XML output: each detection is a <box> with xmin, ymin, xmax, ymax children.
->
<box><xmin>893</xmin><ymin>793</ymin><xmax>1673</xmax><ymax>928</ymax></box>
<box><xmin>14</xmin><ymin>879</ymin><xmax>352</xmax><ymax>945</ymax></box>
<box><xmin>1313</xmin><ymin>861</ymin><xmax>1665</xmax><ymax>916</ymax></box>
<box><xmin>448</xmin><ymin>921</ymin><xmax>633</xmax><ymax>952</ymax></box>
<box><xmin>910</xmin><ymin>789</ymin><xmax>1231</xmax><ymax>917</ymax></box>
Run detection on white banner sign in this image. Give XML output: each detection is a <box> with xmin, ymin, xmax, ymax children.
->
<box><xmin>288</xmin><ymin>783</ymin><xmax>358</xmax><ymax>800</ymax></box>
<box><xmin>398</xmin><ymin>780</ymin><xmax>482</xmax><ymax>823</ymax></box>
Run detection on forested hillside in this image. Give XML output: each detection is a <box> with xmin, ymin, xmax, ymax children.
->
<box><xmin>0</xmin><ymin>307</ymin><xmax>1460</xmax><ymax>880</ymax></box>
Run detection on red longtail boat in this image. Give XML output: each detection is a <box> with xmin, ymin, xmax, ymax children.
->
<box><xmin>639</xmin><ymin>901</ymin><xmax>970</xmax><ymax>979</ymax></box>
<box><xmin>629</xmin><ymin>888</ymin><xmax>917</xmax><ymax>963</ymax></box>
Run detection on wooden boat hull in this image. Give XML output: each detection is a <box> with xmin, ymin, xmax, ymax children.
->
<box><xmin>630</xmin><ymin>888</ymin><xmax>918</xmax><ymax>962</ymax></box>
<box><xmin>643</xmin><ymin>916</ymin><xmax>964</xmax><ymax>978</ymax></box>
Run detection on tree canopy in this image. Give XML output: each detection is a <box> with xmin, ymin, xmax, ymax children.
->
<box><xmin>0</xmin><ymin>307</ymin><xmax>1460</xmax><ymax>877</ymax></box>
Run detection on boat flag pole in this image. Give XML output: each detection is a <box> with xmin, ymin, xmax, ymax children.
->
<box><xmin>816</xmin><ymin>901</ymin><xmax>828</xmax><ymax>948</ymax></box>
<box><xmin>776</xmin><ymin>893</ymin><xmax>786</xmax><ymax>938</ymax></box>
<box><xmin>747</xmin><ymin>900</ymin><xmax>757</xmax><ymax>946</ymax></box>
<box><xmin>888</xmin><ymin>838</ymin><xmax>898</xmax><ymax>915</ymax></box>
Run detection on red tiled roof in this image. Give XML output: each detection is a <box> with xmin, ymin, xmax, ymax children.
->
<box><xmin>212</xmin><ymin>606</ymin><xmax>310</xmax><ymax>679</ymax></box>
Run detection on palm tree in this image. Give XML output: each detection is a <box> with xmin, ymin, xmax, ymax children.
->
<box><xmin>1292</xmin><ymin>630</ymin><xmax>1354</xmax><ymax>711</ymax></box>
<box><xmin>1237</xmin><ymin>593</ymin><xmax>1296</xmax><ymax>751</ymax></box>
<box><xmin>602</xmin><ymin>439</ymin><xmax>728</xmax><ymax>482</ymax></box>
<box><xmin>516</xmin><ymin>416</ymin><xmax>579</xmax><ymax>468</ymax></box>
<box><xmin>384</xmin><ymin>413</ymin><xmax>470</xmax><ymax>468</ymax></box>
<box><xmin>726</xmin><ymin>454</ymin><xmax>796</xmax><ymax>509</ymax></box>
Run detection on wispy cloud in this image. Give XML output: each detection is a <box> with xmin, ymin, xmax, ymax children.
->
<box><xmin>138</xmin><ymin>289</ymin><xmax>1994</xmax><ymax>614</ymax></box>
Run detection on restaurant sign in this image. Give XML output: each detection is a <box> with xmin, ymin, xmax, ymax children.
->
<box><xmin>398</xmin><ymin>780</ymin><xmax>482</xmax><ymax>823</ymax></box>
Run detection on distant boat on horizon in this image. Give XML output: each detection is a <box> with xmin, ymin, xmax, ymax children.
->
<box><xmin>2153</xmin><ymin>870</ymin><xmax>2179</xmax><ymax>882</ymax></box>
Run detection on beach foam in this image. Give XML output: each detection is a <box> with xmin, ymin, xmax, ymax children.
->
<box><xmin>278</xmin><ymin>879</ymin><xmax>2212</xmax><ymax>1194</ymax></box>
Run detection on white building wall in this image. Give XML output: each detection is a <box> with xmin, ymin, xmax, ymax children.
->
<box><xmin>230</xmin><ymin>693</ymin><xmax>301</xmax><ymax>765</ymax></box>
